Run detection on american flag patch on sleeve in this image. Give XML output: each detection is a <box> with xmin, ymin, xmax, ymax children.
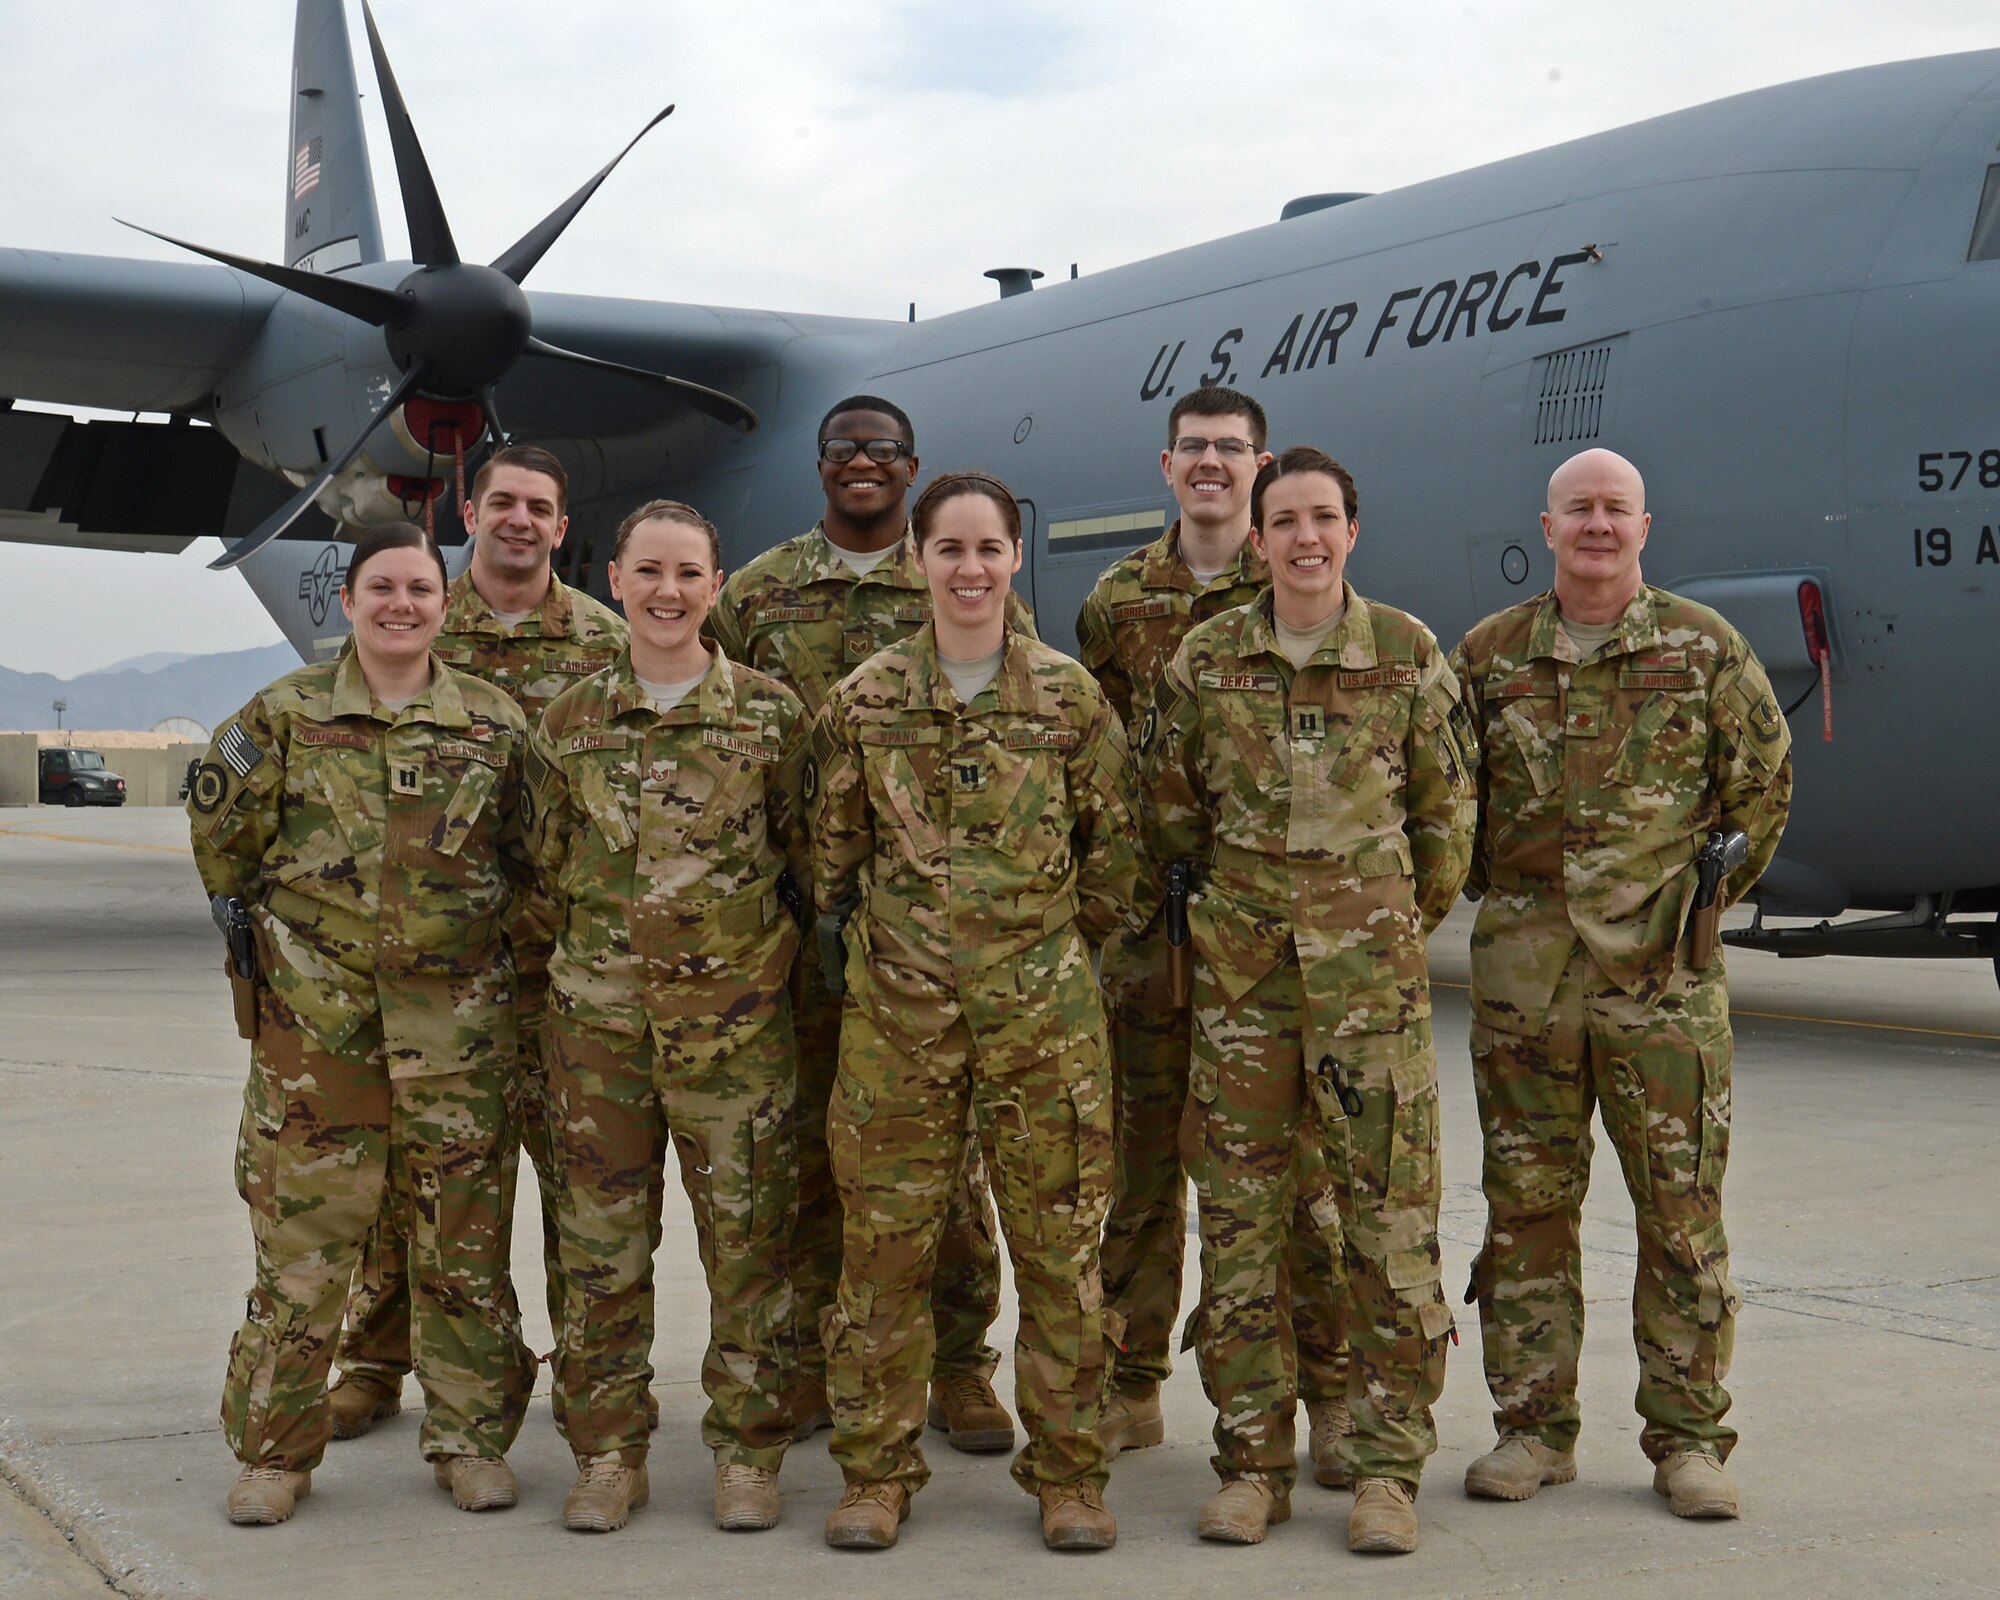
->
<box><xmin>218</xmin><ymin>723</ymin><xmax>266</xmax><ymax>778</ymax></box>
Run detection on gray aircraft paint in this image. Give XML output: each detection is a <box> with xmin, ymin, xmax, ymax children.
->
<box><xmin>1</xmin><ymin>0</ymin><xmax>1995</xmax><ymax>948</ymax></box>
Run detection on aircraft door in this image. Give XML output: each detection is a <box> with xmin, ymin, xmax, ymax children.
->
<box><xmin>1014</xmin><ymin>496</ymin><xmax>1039</xmax><ymax>630</ymax></box>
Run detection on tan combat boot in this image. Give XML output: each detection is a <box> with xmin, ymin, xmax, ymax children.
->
<box><xmin>1039</xmin><ymin>1481</ymin><xmax>1116</xmax><ymax>1551</ymax></box>
<box><xmin>1099</xmin><ymin>1387</ymin><xmax>1165</xmax><ymax>1458</ymax></box>
<box><xmin>225</xmin><ymin>1464</ymin><xmax>311</xmax><ymax>1525</ymax></box>
<box><xmin>715</xmin><ymin>1462</ymin><xmax>781</xmax><ymax>1530</ymax></box>
<box><xmin>1653</xmin><ymin>1450</ymin><xmax>1739</xmax><ymax>1519</ymax></box>
<box><xmin>432</xmin><ymin>1455</ymin><xmax>517</xmax><ymax>1511</ymax></box>
<box><xmin>1197</xmin><ymin>1477</ymin><xmax>1290</xmax><ymax>1544</ymax></box>
<box><xmin>1348</xmin><ymin>1477</ymin><xmax>1418</xmax><ymax>1554</ymax></box>
<box><xmin>927</xmin><ymin>1373</ymin><xmax>1015</xmax><ymax>1453</ymax></box>
<box><xmin>564</xmin><ymin>1455</ymin><xmax>649</xmax><ymax>1532</ymax></box>
<box><xmin>1306</xmin><ymin>1398</ymin><xmax>1353</xmax><ymax>1488</ymax></box>
<box><xmin>825</xmin><ymin>1480</ymin><xmax>910</xmax><ymax>1549</ymax></box>
<box><xmin>325</xmin><ymin>1370</ymin><xmax>402</xmax><ymax>1440</ymax></box>
<box><xmin>1463</xmin><ymin>1434</ymin><xmax>1578</xmax><ymax>1500</ymax></box>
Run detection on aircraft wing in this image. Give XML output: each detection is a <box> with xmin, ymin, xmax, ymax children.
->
<box><xmin>0</xmin><ymin>248</ymin><xmax>278</xmax><ymax>415</ymax></box>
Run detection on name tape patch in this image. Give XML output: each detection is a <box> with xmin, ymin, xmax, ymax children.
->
<box><xmin>436</xmin><ymin>739</ymin><xmax>504</xmax><ymax>766</ymax></box>
<box><xmin>1199</xmin><ymin>671</ymin><xmax>1282</xmax><ymax>693</ymax></box>
<box><xmin>293</xmin><ymin>725</ymin><xmax>373</xmax><ymax>751</ymax></box>
<box><xmin>861</xmin><ymin>727</ymin><xmax>941</xmax><ymax>747</ymax></box>
<box><xmin>1110</xmin><ymin>598</ymin><xmax>1172</xmax><ymax>624</ymax></box>
<box><xmin>566</xmin><ymin>731</ymin><xmax>626</xmax><ymax>755</ymax></box>
<box><xmin>756</xmin><ymin>605</ymin><xmax>829</xmax><ymax>625</ymax></box>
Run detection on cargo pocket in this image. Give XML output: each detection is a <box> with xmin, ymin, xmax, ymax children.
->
<box><xmin>1688</xmin><ymin>1221</ymin><xmax>1741</xmax><ymax>1384</ymax></box>
<box><xmin>1385</xmin><ymin>1242</ymin><xmax>1457</xmax><ymax>1345</ymax></box>
<box><xmin>234</xmin><ymin>1054</ymin><xmax>285</xmax><ymax>1208</ymax></box>
<box><xmin>1178</xmin><ymin>1048</ymin><xmax>1218</xmax><ymax>1181</ymax></box>
<box><xmin>826</xmin><ymin>1069</ymin><xmax>873</xmax><ymax>1208</ymax></box>
<box><xmin>671</xmin><ymin>1129</ymin><xmax>716</xmax><ymax>1276</ymax></box>
<box><xmin>1696</xmin><ymin>1035</ymin><xmax>1733</xmax><ymax>1193</ymax></box>
<box><xmin>1384</xmin><ymin>1033</ymin><xmax>1441</xmax><ymax>1213</ymax></box>
<box><xmin>984</xmin><ymin>1098</ymin><xmax>1043</xmax><ymax>1246</ymax></box>
<box><xmin>1068</xmin><ymin>1067</ymin><xmax>1115</xmax><ymax>1238</ymax></box>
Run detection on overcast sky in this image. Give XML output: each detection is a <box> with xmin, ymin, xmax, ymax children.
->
<box><xmin>1</xmin><ymin>0</ymin><xmax>1993</xmax><ymax>677</ymax></box>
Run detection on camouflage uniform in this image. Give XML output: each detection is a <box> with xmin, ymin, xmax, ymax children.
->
<box><xmin>337</xmin><ymin>571</ymin><xmax>626</xmax><ymax>1388</ymax></box>
<box><xmin>523</xmin><ymin>647</ymin><xmax>806</xmax><ymax>1469</ymax></box>
<box><xmin>1077</xmin><ymin>523</ymin><xmax>1348</xmax><ymax>1409</ymax></box>
<box><xmin>712</xmin><ymin>522</ymin><xmax>1034</xmax><ymax>1403</ymax></box>
<box><xmin>810</xmin><ymin>624</ymin><xmax>1142</xmax><ymax>1496</ymax></box>
<box><xmin>1450</xmin><ymin>585</ymin><xmax>1791</xmax><ymax>1464</ymax></box>
<box><xmin>188</xmin><ymin>646</ymin><xmax>538</xmax><ymax>1471</ymax></box>
<box><xmin>1143</xmin><ymin>586</ymin><xmax>1476</xmax><ymax>1493</ymax></box>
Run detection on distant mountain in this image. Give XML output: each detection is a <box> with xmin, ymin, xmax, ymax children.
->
<box><xmin>84</xmin><ymin>650</ymin><xmax>200</xmax><ymax>677</ymax></box>
<box><xmin>0</xmin><ymin>643</ymin><xmax>303</xmax><ymax>733</ymax></box>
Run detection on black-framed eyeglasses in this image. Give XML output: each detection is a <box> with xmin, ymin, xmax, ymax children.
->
<box><xmin>1171</xmin><ymin>435</ymin><xmax>1256</xmax><ymax>458</ymax></box>
<box><xmin>819</xmin><ymin>437</ymin><xmax>911</xmax><ymax>465</ymax></box>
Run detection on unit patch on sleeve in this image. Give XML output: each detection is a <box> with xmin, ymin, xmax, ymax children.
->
<box><xmin>189</xmin><ymin>762</ymin><xmax>229</xmax><ymax>813</ymax></box>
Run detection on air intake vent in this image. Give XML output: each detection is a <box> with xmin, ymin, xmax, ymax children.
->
<box><xmin>1532</xmin><ymin>339</ymin><xmax>1618</xmax><ymax>445</ymax></box>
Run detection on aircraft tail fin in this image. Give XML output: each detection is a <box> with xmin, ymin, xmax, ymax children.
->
<box><xmin>284</xmin><ymin>0</ymin><xmax>384</xmax><ymax>274</ymax></box>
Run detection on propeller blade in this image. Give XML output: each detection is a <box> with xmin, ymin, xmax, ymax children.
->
<box><xmin>489</xmin><ymin>105</ymin><xmax>674</xmax><ymax>286</ymax></box>
<box><xmin>522</xmin><ymin>335</ymin><xmax>759</xmax><ymax>434</ymax></box>
<box><xmin>119</xmin><ymin>221</ymin><xmax>410</xmax><ymax>328</ymax></box>
<box><xmin>209</xmin><ymin>364</ymin><xmax>430</xmax><ymax>570</ymax></box>
<box><xmin>360</xmin><ymin>2</ymin><xmax>459</xmax><ymax>267</ymax></box>
<box><xmin>476</xmin><ymin>386</ymin><xmax>510</xmax><ymax>451</ymax></box>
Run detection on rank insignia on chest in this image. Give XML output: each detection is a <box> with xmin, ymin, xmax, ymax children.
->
<box><xmin>390</xmin><ymin>762</ymin><xmax>423</xmax><ymax>796</ymax></box>
<box><xmin>1292</xmin><ymin>707</ymin><xmax>1323</xmax><ymax>741</ymax></box>
<box><xmin>952</xmin><ymin>759</ymin><xmax>984</xmax><ymax>792</ymax></box>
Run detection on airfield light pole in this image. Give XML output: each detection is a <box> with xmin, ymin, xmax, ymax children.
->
<box><xmin>53</xmin><ymin>699</ymin><xmax>65</xmax><ymax>732</ymax></box>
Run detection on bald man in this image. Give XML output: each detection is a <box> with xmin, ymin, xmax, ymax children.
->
<box><xmin>1448</xmin><ymin>449</ymin><xmax>1792</xmax><ymax>1520</ymax></box>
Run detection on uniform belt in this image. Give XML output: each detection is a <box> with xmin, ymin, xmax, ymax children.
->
<box><xmin>1210</xmin><ymin>839</ymin><xmax>1412</xmax><ymax>879</ymax></box>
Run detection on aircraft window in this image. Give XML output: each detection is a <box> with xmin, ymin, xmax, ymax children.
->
<box><xmin>1968</xmin><ymin>165</ymin><xmax>2000</xmax><ymax>262</ymax></box>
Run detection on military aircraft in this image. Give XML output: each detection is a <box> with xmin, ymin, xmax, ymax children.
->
<box><xmin>2</xmin><ymin>1</ymin><xmax>1997</xmax><ymax>980</ymax></box>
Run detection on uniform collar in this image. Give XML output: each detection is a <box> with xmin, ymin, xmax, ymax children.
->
<box><xmin>600</xmin><ymin>646</ymin><xmax>737</xmax><ymax>725</ymax></box>
<box><xmin>902</xmin><ymin>622</ymin><xmax>1035</xmax><ymax>714</ymax></box>
<box><xmin>1528</xmin><ymin>584</ymin><xmax>1663</xmax><ymax>664</ymax></box>
<box><xmin>1243</xmin><ymin>582</ymin><xmax>1375</xmax><ymax>669</ymax></box>
<box><xmin>330</xmin><ymin>640</ymin><xmax>471</xmax><ymax>726</ymax></box>
<box><xmin>442</xmin><ymin>568</ymin><xmax>574</xmax><ymax>637</ymax></box>
<box><xmin>1141</xmin><ymin>518</ymin><xmax>1269</xmax><ymax>594</ymax></box>
<box><xmin>794</xmin><ymin>521</ymin><xmax>924</xmax><ymax>591</ymax></box>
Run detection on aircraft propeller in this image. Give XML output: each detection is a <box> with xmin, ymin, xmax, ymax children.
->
<box><xmin>124</xmin><ymin>1</ymin><xmax>758</xmax><ymax>571</ymax></box>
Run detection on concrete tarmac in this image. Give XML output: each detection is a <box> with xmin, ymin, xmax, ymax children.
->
<box><xmin>1</xmin><ymin>810</ymin><xmax>1996</xmax><ymax>1598</ymax></box>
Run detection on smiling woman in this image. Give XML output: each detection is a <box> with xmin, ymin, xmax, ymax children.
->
<box><xmin>184</xmin><ymin>531</ymin><xmax>541</xmax><ymax>1526</ymax></box>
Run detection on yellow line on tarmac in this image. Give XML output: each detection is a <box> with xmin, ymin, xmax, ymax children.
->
<box><xmin>1429</xmin><ymin>976</ymin><xmax>2000</xmax><ymax>1042</ymax></box>
<box><xmin>0</xmin><ymin>825</ymin><xmax>190</xmax><ymax>856</ymax></box>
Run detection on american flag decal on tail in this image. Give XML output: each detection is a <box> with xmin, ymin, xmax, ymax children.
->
<box><xmin>293</xmin><ymin>137</ymin><xmax>322</xmax><ymax>200</ymax></box>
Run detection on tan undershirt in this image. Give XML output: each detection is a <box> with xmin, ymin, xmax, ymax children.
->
<box><xmin>1559</xmin><ymin>613</ymin><xmax>1619</xmax><ymax>658</ymax></box>
<box><xmin>1274</xmin><ymin>604</ymin><xmax>1346</xmax><ymax>670</ymax></box>
<box><xmin>939</xmin><ymin>645</ymin><xmax>1004</xmax><ymax>706</ymax></box>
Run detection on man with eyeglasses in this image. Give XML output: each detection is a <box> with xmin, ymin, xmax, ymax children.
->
<box><xmin>1076</xmin><ymin>387</ymin><xmax>1354</xmax><ymax>1531</ymax></box>
<box><xmin>712</xmin><ymin>396</ymin><xmax>1033</xmax><ymax>1460</ymax></box>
